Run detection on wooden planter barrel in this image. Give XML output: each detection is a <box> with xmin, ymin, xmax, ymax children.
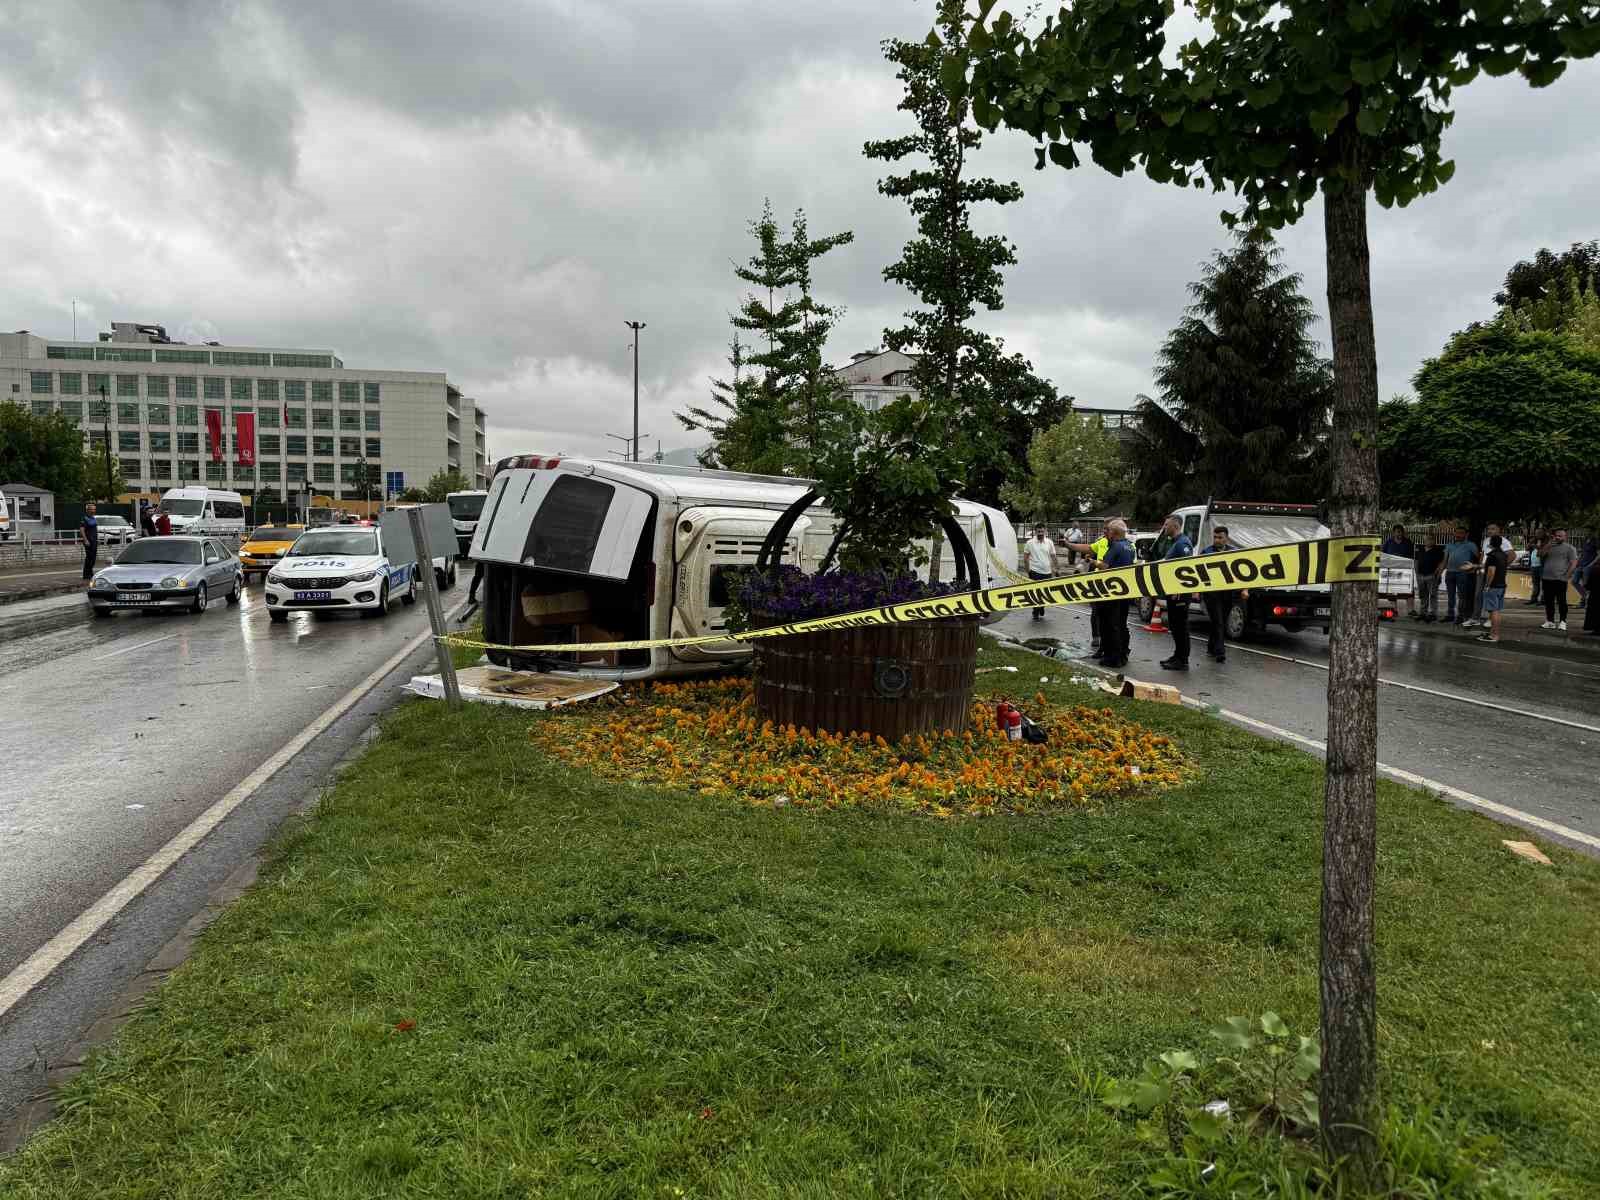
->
<box><xmin>752</xmin><ymin>615</ymin><xmax>980</xmax><ymax>741</ymax></box>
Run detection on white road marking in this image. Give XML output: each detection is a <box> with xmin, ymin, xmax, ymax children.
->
<box><xmin>91</xmin><ymin>633</ymin><xmax>178</xmax><ymax>661</ymax></box>
<box><xmin>1229</xmin><ymin>643</ymin><xmax>1600</xmax><ymax>734</ymax></box>
<box><xmin>0</xmin><ymin>602</ymin><xmax>464</xmax><ymax>1021</ymax></box>
<box><xmin>1184</xmin><ymin>697</ymin><xmax>1600</xmax><ymax>853</ymax></box>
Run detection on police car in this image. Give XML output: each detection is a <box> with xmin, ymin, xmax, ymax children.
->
<box><xmin>265</xmin><ymin>525</ymin><xmax>417</xmax><ymax>622</ymax></box>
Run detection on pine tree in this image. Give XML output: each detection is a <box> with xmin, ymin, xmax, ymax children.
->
<box><xmin>1133</xmin><ymin>233</ymin><xmax>1334</xmax><ymax>518</ymax></box>
<box><xmin>772</xmin><ymin>209</ymin><xmax>856</xmax><ymax>475</ymax></box>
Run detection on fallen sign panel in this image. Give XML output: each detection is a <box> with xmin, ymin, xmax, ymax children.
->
<box><xmin>405</xmin><ymin>665</ymin><xmax>618</xmax><ymax>709</ymax></box>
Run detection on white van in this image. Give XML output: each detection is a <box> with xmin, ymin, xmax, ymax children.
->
<box><xmin>159</xmin><ymin>487</ymin><xmax>246</xmax><ymax>538</ymax></box>
<box><xmin>468</xmin><ymin>456</ymin><xmax>1018</xmax><ymax>680</ymax></box>
<box><xmin>0</xmin><ymin>488</ymin><xmax>10</xmax><ymax>541</ymax></box>
<box><xmin>446</xmin><ymin>489</ymin><xmax>489</xmax><ymax>558</ymax></box>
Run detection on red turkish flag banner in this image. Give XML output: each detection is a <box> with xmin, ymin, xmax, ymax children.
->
<box><xmin>234</xmin><ymin>410</ymin><xmax>256</xmax><ymax>467</ymax></box>
<box><xmin>205</xmin><ymin>408</ymin><xmax>224</xmax><ymax>462</ymax></box>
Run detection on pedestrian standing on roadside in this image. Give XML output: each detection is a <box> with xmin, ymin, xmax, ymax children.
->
<box><xmin>1382</xmin><ymin>524</ymin><xmax>1415</xmax><ymax>616</ymax></box>
<box><xmin>80</xmin><ymin>502</ymin><xmax>99</xmax><ymax>580</ymax></box>
<box><xmin>1023</xmin><ymin>525</ymin><xmax>1058</xmax><ymax>620</ymax></box>
<box><xmin>1065</xmin><ymin>524</ymin><xmax>1084</xmax><ymax>567</ymax></box>
<box><xmin>1539</xmin><ymin>528</ymin><xmax>1577</xmax><ymax>631</ymax></box>
<box><xmin>1464</xmin><ymin>522</ymin><xmax>1508</xmax><ymax>628</ymax></box>
<box><xmin>155</xmin><ymin>507</ymin><xmax>172</xmax><ymax>536</ymax></box>
<box><xmin>139</xmin><ymin>501</ymin><xmax>157</xmax><ymax>538</ymax></box>
<box><xmin>1577</xmin><ymin>536</ymin><xmax>1597</xmax><ymax>610</ymax></box>
<box><xmin>1443</xmin><ymin>525</ymin><xmax>1477</xmax><ymax>625</ymax></box>
<box><xmin>1157</xmin><ymin>514</ymin><xmax>1195</xmax><ymax>671</ymax></box>
<box><xmin>1094</xmin><ymin>519</ymin><xmax>1136</xmax><ymax>668</ymax></box>
<box><xmin>1197</xmin><ymin>525</ymin><xmax>1244</xmax><ymax>661</ymax></box>
<box><xmin>1411</xmin><ymin>530</ymin><xmax>1445</xmax><ymax>623</ymax></box>
<box><xmin>1472</xmin><ymin>532</ymin><xmax>1510</xmax><ymax>644</ymax></box>
<box><xmin>1526</xmin><ymin>530</ymin><xmax>1548</xmax><ymax>605</ymax></box>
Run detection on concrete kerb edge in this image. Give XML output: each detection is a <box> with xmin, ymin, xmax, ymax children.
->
<box><xmin>0</xmin><ymin>583</ymin><xmax>86</xmax><ymax>607</ymax></box>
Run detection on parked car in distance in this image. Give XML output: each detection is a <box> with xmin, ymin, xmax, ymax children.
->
<box><xmin>238</xmin><ymin>524</ymin><xmax>305</xmax><ymax>580</ymax></box>
<box><xmin>94</xmin><ymin>514</ymin><xmax>137</xmax><ymax>546</ymax></box>
<box><xmin>87</xmin><ymin>536</ymin><xmax>243</xmax><ymax>617</ymax></box>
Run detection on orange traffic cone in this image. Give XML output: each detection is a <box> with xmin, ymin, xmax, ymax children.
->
<box><xmin>1140</xmin><ymin>599</ymin><xmax>1168</xmax><ymax>634</ymax></box>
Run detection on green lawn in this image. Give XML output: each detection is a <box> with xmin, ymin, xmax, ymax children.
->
<box><xmin>4</xmin><ymin>642</ymin><xmax>1597</xmax><ymax>1199</ymax></box>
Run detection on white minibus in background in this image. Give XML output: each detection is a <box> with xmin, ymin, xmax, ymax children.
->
<box><xmin>159</xmin><ymin>487</ymin><xmax>247</xmax><ymax>538</ymax></box>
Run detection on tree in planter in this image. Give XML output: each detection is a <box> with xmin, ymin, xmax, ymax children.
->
<box><xmin>866</xmin><ymin>1</ymin><xmax>1054</xmax><ymax>516</ymax></box>
<box><xmin>963</xmin><ymin>0</ymin><xmax>1600</xmax><ymax>1177</ymax></box>
<box><xmin>1133</xmin><ymin>234</ymin><xmax>1334</xmax><ymax>517</ymax></box>
<box><xmin>1002</xmin><ymin>412</ymin><xmax>1130</xmax><ymax>522</ymax></box>
<box><xmin>1381</xmin><ymin>324</ymin><xmax>1600</xmax><ymax>526</ymax></box>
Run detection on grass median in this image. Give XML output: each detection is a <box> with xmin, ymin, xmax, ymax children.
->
<box><xmin>4</xmin><ymin>642</ymin><xmax>1598</xmax><ymax>1198</ymax></box>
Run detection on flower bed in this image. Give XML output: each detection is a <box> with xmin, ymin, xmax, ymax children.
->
<box><xmin>527</xmin><ymin>678</ymin><xmax>1191</xmax><ymax>816</ymax></box>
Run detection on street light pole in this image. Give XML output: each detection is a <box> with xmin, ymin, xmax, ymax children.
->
<box><xmin>99</xmin><ymin>383</ymin><xmax>114</xmax><ymax>502</ymax></box>
<box><xmin>624</xmin><ymin>320</ymin><xmax>646</xmax><ymax>462</ymax></box>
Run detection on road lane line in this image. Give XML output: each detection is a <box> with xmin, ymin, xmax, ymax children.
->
<box><xmin>0</xmin><ymin>603</ymin><xmax>464</xmax><ymax>1021</ymax></box>
<box><xmin>1183</xmin><ymin>698</ymin><xmax>1600</xmax><ymax>854</ymax></box>
<box><xmin>92</xmin><ymin>633</ymin><xmax>178</xmax><ymax>661</ymax></box>
<box><xmin>1229</xmin><ymin>643</ymin><xmax>1600</xmax><ymax>734</ymax></box>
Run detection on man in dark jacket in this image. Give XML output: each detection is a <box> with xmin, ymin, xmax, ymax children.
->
<box><xmin>81</xmin><ymin>503</ymin><xmax>100</xmax><ymax>580</ymax></box>
<box><xmin>1197</xmin><ymin>525</ymin><xmax>1244</xmax><ymax>662</ymax></box>
<box><xmin>1412</xmin><ymin>531</ymin><xmax>1445</xmax><ymax>623</ymax></box>
<box><xmin>1157</xmin><ymin>514</ymin><xmax>1195</xmax><ymax>671</ymax></box>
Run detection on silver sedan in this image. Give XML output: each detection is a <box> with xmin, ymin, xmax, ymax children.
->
<box><xmin>87</xmin><ymin>536</ymin><xmax>244</xmax><ymax>617</ymax></box>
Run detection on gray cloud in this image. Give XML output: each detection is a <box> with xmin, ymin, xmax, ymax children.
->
<box><xmin>3</xmin><ymin>0</ymin><xmax>1597</xmax><ymax>465</ymax></box>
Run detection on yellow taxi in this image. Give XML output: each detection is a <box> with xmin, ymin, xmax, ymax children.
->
<box><xmin>239</xmin><ymin>524</ymin><xmax>305</xmax><ymax>580</ymax></box>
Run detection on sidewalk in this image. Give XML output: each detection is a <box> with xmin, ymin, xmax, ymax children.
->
<box><xmin>1394</xmin><ymin>587</ymin><xmax>1597</xmax><ymax>658</ymax></box>
<box><xmin>0</xmin><ymin>563</ymin><xmax>87</xmax><ymax>606</ymax></box>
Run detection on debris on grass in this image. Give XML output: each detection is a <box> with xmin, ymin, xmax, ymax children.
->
<box><xmin>526</xmin><ymin>678</ymin><xmax>1191</xmax><ymax>816</ymax></box>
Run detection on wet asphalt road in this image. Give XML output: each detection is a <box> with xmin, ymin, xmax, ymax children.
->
<box><xmin>0</xmin><ymin>582</ymin><xmax>458</xmax><ymax>1127</ymax></box>
<box><xmin>997</xmin><ymin>603</ymin><xmax>1600</xmax><ymax>845</ymax></box>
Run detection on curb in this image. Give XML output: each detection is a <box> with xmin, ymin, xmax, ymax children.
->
<box><xmin>0</xmin><ymin>582</ymin><xmax>86</xmax><ymax>606</ymax></box>
<box><xmin>1388</xmin><ymin>614</ymin><xmax>1600</xmax><ymax>660</ymax></box>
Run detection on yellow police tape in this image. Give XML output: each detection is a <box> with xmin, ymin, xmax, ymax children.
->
<box><xmin>440</xmin><ymin>535</ymin><xmax>1379</xmax><ymax>656</ymax></box>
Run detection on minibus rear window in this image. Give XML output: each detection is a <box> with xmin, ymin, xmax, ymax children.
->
<box><xmin>525</xmin><ymin>476</ymin><xmax>613</xmax><ymax>573</ymax></box>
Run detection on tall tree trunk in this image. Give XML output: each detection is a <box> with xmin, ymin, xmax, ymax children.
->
<box><xmin>1319</xmin><ymin>128</ymin><xmax>1381</xmax><ymax>1179</ymax></box>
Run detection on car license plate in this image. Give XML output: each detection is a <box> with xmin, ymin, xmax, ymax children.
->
<box><xmin>1314</xmin><ymin>606</ymin><xmax>1330</xmax><ymax>617</ymax></box>
<box><xmin>121</xmin><ymin>592</ymin><xmax>152</xmax><ymax>602</ymax></box>
<box><xmin>294</xmin><ymin>591</ymin><xmax>332</xmax><ymax>602</ymax></box>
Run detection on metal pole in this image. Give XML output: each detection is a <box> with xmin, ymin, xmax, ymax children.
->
<box><xmin>407</xmin><ymin>506</ymin><xmax>461</xmax><ymax>709</ymax></box>
<box><xmin>625</xmin><ymin>320</ymin><xmax>646</xmax><ymax>462</ymax></box>
<box><xmin>100</xmin><ymin>384</ymin><xmax>113</xmax><ymax>501</ymax></box>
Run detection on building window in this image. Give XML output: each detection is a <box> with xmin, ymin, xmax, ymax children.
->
<box><xmin>339</xmin><ymin>409</ymin><xmax>361</xmax><ymax>430</ymax></box>
<box><xmin>87</xmin><ymin>372</ymin><xmax>109</xmax><ymax>396</ymax></box>
<box><xmin>211</xmin><ymin>351</ymin><xmax>270</xmax><ymax>367</ymax></box>
<box><xmin>88</xmin><ymin>429</ymin><xmax>108</xmax><ymax>448</ymax></box>
<box><xmin>59</xmin><ymin>372</ymin><xmax>82</xmax><ymax>395</ymax></box>
<box><xmin>46</xmin><ymin>345</ymin><xmax>95</xmax><ymax>361</ymax></box>
<box><xmin>339</xmin><ymin>381</ymin><xmax>359</xmax><ymax>403</ymax></box>
<box><xmin>146</xmin><ymin>375</ymin><xmax>169</xmax><ymax>398</ymax></box>
<box><xmin>286</xmin><ymin>462</ymin><xmax>307</xmax><ymax>483</ymax></box>
<box><xmin>273</xmin><ymin>353</ymin><xmax>333</xmax><ymax>369</ymax></box>
<box><xmin>177</xmin><ymin>431</ymin><xmax>200</xmax><ymax>454</ymax></box>
<box><xmin>204</xmin><ymin>377</ymin><xmax>225</xmax><ymax>401</ymax></box>
<box><xmin>313</xmin><ymin>436</ymin><xmax>334</xmax><ymax>457</ymax></box>
<box><xmin>32</xmin><ymin>399</ymin><xmax>54</xmax><ymax>416</ymax></box>
<box><xmin>258</xmin><ymin>461</ymin><xmax>281</xmax><ymax>482</ymax></box>
<box><xmin>312</xmin><ymin>408</ymin><xmax>333</xmax><ymax>430</ymax></box>
<box><xmin>120</xmin><ymin>457</ymin><xmax>142</xmax><ymax>477</ymax></box>
<box><xmin>150</xmin><ymin>459</ymin><xmax>172</xmax><ymax>481</ymax></box>
<box><xmin>340</xmin><ymin>437</ymin><xmax>361</xmax><ymax>457</ymax></box>
<box><xmin>231</xmin><ymin>377</ymin><xmax>252</xmax><ymax>402</ymax></box>
<box><xmin>285</xmin><ymin>407</ymin><xmax>306</xmax><ymax>429</ymax></box>
<box><xmin>206</xmin><ymin>461</ymin><xmax>225</xmax><ymax>481</ymax></box>
<box><xmin>150</xmin><ymin>431</ymin><xmax>172</xmax><ymax>452</ymax></box>
<box><xmin>59</xmin><ymin>400</ymin><xmax>83</xmax><ymax>421</ymax></box>
<box><xmin>176</xmin><ymin>376</ymin><xmax>198</xmax><ymax>399</ymax></box>
<box><xmin>312</xmin><ymin>380</ymin><xmax>332</xmax><ymax>403</ymax></box>
<box><xmin>155</xmin><ymin>348</ymin><xmax>210</xmax><ymax>364</ymax></box>
<box><xmin>258</xmin><ymin>407</ymin><xmax>280</xmax><ymax>428</ymax></box>
<box><xmin>88</xmin><ymin>396</ymin><xmax>110</xmax><ymax>421</ymax></box>
<box><xmin>257</xmin><ymin>378</ymin><xmax>279</xmax><ymax>404</ymax></box>
<box><xmin>363</xmin><ymin>382</ymin><xmax>381</xmax><ymax>404</ymax></box>
<box><xmin>98</xmin><ymin>346</ymin><xmax>153</xmax><ymax>362</ymax></box>
<box><xmin>366</xmin><ymin>438</ymin><xmax>381</xmax><ymax>457</ymax></box>
<box><xmin>313</xmin><ymin>462</ymin><xmax>335</xmax><ymax>484</ymax></box>
<box><xmin>286</xmin><ymin>434</ymin><xmax>307</xmax><ymax>456</ymax></box>
<box><xmin>233</xmin><ymin>464</ymin><xmax>254</xmax><ymax>482</ymax></box>
<box><xmin>284</xmin><ymin>380</ymin><xmax>306</xmax><ymax>403</ymax></box>
<box><xmin>177</xmin><ymin>459</ymin><xmax>200</xmax><ymax>481</ymax></box>
<box><xmin>176</xmin><ymin>405</ymin><xmax>199</xmax><ymax>427</ymax></box>
<box><xmin>116</xmin><ymin>402</ymin><xmax>139</xmax><ymax>424</ymax></box>
<box><xmin>364</xmin><ymin>411</ymin><xmax>380</xmax><ymax>431</ymax></box>
<box><xmin>30</xmin><ymin>371</ymin><xmax>52</xmax><ymax>394</ymax></box>
<box><xmin>259</xmin><ymin>434</ymin><xmax>281</xmax><ymax>456</ymax></box>
<box><xmin>147</xmin><ymin>404</ymin><xmax>170</xmax><ymax>425</ymax></box>
<box><xmin>118</xmin><ymin>431</ymin><xmax>141</xmax><ymax>452</ymax></box>
<box><xmin>117</xmin><ymin>374</ymin><xmax>140</xmax><ymax>398</ymax></box>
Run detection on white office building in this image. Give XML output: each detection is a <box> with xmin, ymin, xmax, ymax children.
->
<box><xmin>1</xmin><ymin>322</ymin><xmax>488</xmax><ymax>505</ymax></box>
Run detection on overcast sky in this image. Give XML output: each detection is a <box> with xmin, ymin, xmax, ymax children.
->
<box><xmin>4</xmin><ymin>1</ymin><xmax>1597</xmax><ymax>465</ymax></box>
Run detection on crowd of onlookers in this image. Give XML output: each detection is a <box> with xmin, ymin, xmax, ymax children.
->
<box><xmin>1381</xmin><ymin>523</ymin><xmax>1598</xmax><ymax>643</ymax></box>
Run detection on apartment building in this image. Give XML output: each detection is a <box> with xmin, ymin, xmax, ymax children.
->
<box><xmin>1</xmin><ymin>322</ymin><xmax>489</xmax><ymax>504</ymax></box>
